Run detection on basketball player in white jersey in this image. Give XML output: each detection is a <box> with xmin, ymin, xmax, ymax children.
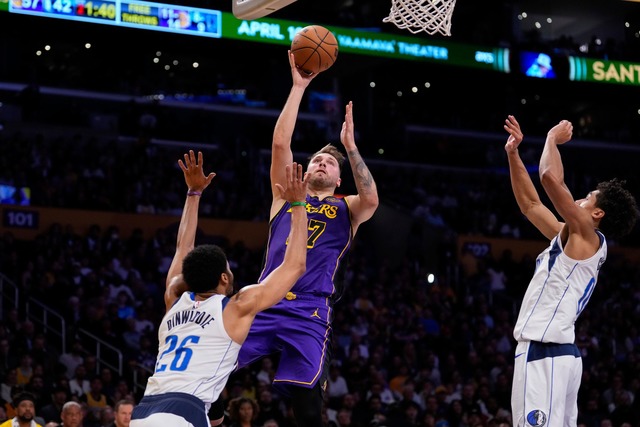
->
<box><xmin>130</xmin><ymin>151</ymin><xmax>309</xmax><ymax>427</ymax></box>
<box><xmin>503</xmin><ymin>116</ymin><xmax>637</xmax><ymax>427</ymax></box>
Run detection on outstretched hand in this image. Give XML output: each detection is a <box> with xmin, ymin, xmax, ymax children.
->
<box><xmin>178</xmin><ymin>150</ymin><xmax>216</xmax><ymax>192</ymax></box>
<box><xmin>504</xmin><ymin>115</ymin><xmax>523</xmax><ymax>153</ymax></box>
<box><xmin>275</xmin><ymin>162</ymin><xmax>309</xmax><ymax>204</ymax></box>
<box><xmin>340</xmin><ymin>101</ymin><xmax>356</xmax><ymax>151</ymax></box>
<box><xmin>288</xmin><ymin>51</ymin><xmax>317</xmax><ymax>87</ymax></box>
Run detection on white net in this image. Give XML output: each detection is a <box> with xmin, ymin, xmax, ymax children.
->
<box><xmin>382</xmin><ymin>0</ymin><xmax>457</xmax><ymax>36</ymax></box>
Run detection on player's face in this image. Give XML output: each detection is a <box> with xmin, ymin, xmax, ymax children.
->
<box><xmin>16</xmin><ymin>400</ymin><xmax>35</xmax><ymax>422</ymax></box>
<box><xmin>576</xmin><ymin>190</ymin><xmax>600</xmax><ymax>209</ymax></box>
<box><xmin>307</xmin><ymin>153</ymin><xmax>340</xmax><ymax>189</ymax></box>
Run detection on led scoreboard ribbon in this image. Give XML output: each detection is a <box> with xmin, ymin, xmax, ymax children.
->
<box><xmin>9</xmin><ymin>0</ymin><xmax>221</xmax><ymax>37</ymax></box>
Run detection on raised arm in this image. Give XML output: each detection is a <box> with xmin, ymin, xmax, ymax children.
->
<box><xmin>341</xmin><ymin>101</ymin><xmax>379</xmax><ymax>233</ymax></box>
<box><xmin>224</xmin><ymin>162</ymin><xmax>308</xmax><ymax>343</ymax></box>
<box><xmin>164</xmin><ymin>150</ymin><xmax>215</xmax><ymax>312</ymax></box>
<box><xmin>270</xmin><ymin>51</ymin><xmax>317</xmax><ymax>218</ymax></box>
<box><xmin>504</xmin><ymin>115</ymin><xmax>562</xmax><ymax>240</ymax></box>
<box><xmin>539</xmin><ymin>120</ymin><xmax>600</xmax><ymax>256</ymax></box>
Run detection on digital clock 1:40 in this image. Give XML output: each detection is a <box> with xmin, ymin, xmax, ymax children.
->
<box><xmin>83</xmin><ymin>0</ymin><xmax>117</xmax><ymax>19</ymax></box>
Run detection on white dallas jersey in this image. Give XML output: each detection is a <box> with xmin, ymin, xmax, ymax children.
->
<box><xmin>144</xmin><ymin>292</ymin><xmax>241</xmax><ymax>408</ymax></box>
<box><xmin>513</xmin><ymin>230</ymin><xmax>606</xmax><ymax>344</ymax></box>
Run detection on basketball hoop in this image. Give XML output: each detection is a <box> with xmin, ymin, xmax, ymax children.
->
<box><xmin>382</xmin><ymin>0</ymin><xmax>457</xmax><ymax>36</ymax></box>
<box><xmin>232</xmin><ymin>0</ymin><xmax>297</xmax><ymax>20</ymax></box>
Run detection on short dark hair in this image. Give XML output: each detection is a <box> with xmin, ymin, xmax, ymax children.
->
<box><xmin>308</xmin><ymin>144</ymin><xmax>345</xmax><ymax>173</ymax></box>
<box><xmin>13</xmin><ymin>391</ymin><xmax>36</xmax><ymax>408</ymax></box>
<box><xmin>595</xmin><ymin>178</ymin><xmax>638</xmax><ymax>239</ymax></box>
<box><xmin>182</xmin><ymin>244</ymin><xmax>228</xmax><ymax>293</ymax></box>
<box><xmin>114</xmin><ymin>399</ymin><xmax>135</xmax><ymax>411</ymax></box>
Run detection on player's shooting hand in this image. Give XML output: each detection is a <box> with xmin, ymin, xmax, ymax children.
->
<box><xmin>178</xmin><ymin>150</ymin><xmax>216</xmax><ymax>192</ymax></box>
<box><xmin>288</xmin><ymin>51</ymin><xmax>317</xmax><ymax>87</ymax></box>
<box><xmin>340</xmin><ymin>101</ymin><xmax>356</xmax><ymax>151</ymax></box>
<box><xmin>504</xmin><ymin>115</ymin><xmax>523</xmax><ymax>153</ymax></box>
<box><xmin>547</xmin><ymin>120</ymin><xmax>573</xmax><ymax>145</ymax></box>
<box><xmin>275</xmin><ymin>162</ymin><xmax>309</xmax><ymax>204</ymax></box>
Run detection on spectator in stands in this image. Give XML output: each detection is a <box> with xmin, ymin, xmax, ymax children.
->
<box><xmin>96</xmin><ymin>406</ymin><xmax>114</xmax><ymax>427</ymax></box>
<box><xmin>1</xmin><ymin>391</ymin><xmax>42</xmax><ymax>427</ymax></box>
<box><xmin>254</xmin><ymin>389</ymin><xmax>283</xmax><ymax>427</ymax></box>
<box><xmin>81</xmin><ymin>377</ymin><xmax>113</xmax><ymax>424</ymax></box>
<box><xmin>15</xmin><ymin>354</ymin><xmax>33</xmax><ymax>387</ymax></box>
<box><xmin>107</xmin><ymin>400</ymin><xmax>134</xmax><ymax>427</ymax></box>
<box><xmin>39</xmin><ymin>387</ymin><xmax>68</xmax><ymax>425</ymax></box>
<box><xmin>29</xmin><ymin>333</ymin><xmax>59</xmax><ymax>378</ymax></box>
<box><xmin>227</xmin><ymin>397</ymin><xmax>260</xmax><ymax>427</ymax></box>
<box><xmin>110</xmin><ymin>381</ymin><xmax>133</xmax><ymax>405</ymax></box>
<box><xmin>0</xmin><ymin>339</ymin><xmax>16</xmax><ymax>380</ymax></box>
<box><xmin>59</xmin><ymin>401</ymin><xmax>84</xmax><ymax>427</ymax></box>
<box><xmin>58</xmin><ymin>341</ymin><xmax>85</xmax><ymax>380</ymax></box>
<box><xmin>255</xmin><ymin>358</ymin><xmax>275</xmax><ymax>386</ymax></box>
<box><xmin>25</xmin><ymin>375</ymin><xmax>48</xmax><ymax>412</ymax></box>
<box><xmin>95</xmin><ymin>370</ymin><xmax>114</xmax><ymax>406</ymax></box>
<box><xmin>328</xmin><ymin>364</ymin><xmax>350</xmax><ymax>409</ymax></box>
<box><xmin>0</xmin><ymin>370</ymin><xmax>17</xmax><ymax>405</ymax></box>
<box><xmin>68</xmin><ymin>365</ymin><xmax>90</xmax><ymax>400</ymax></box>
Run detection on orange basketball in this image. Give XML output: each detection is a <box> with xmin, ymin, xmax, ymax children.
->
<box><xmin>291</xmin><ymin>25</ymin><xmax>339</xmax><ymax>75</ymax></box>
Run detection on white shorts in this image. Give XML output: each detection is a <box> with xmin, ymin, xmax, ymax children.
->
<box><xmin>131</xmin><ymin>392</ymin><xmax>209</xmax><ymax>427</ymax></box>
<box><xmin>131</xmin><ymin>412</ymin><xmax>197</xmax><ymax>427</ymax></box>
<box><xmin>512</xmin><ymin>341</ymin><xmax>582</xmax><ymax>427</ymax></box>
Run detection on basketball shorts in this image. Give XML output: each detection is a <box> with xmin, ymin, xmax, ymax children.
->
<box><xmin>131</xmin><ymin>392</ymin><xmax>209</xmax><ymax>427</ymax></box>
<box><xmin>238</xmin><ymin>292</ymin><xmax>332</xmax><ymax>390</ymax></box>
<box><xmin>512</xmin><ymin>341</ymin><xmax>582</xmax><ymax>427</ymax></box>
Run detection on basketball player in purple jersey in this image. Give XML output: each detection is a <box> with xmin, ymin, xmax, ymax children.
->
<box><xmin>236</xmin><ymin>51</ymin><xmax>379</xmax><ymax>427</ymax></box>
<box><xmin>504</xmin><ymin>116</ymin><xmax>637</xmax><ymax>427</ymax></box>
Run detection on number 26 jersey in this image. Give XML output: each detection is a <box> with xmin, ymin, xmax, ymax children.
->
<box><xmin>144</xmin><ymin>292</ymin><xmax>241</xmax><ymax>409</ymax></box>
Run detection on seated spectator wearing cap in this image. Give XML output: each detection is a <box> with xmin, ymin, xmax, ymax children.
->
<box><xmin>0</xmin><ymin>391</ymin><xmax>43</xmax><ymax>427</ymax></box>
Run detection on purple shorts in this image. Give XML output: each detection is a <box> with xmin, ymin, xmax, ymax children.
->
<box><xmin>238</xmin><ymin>293</ymin><xmax>332</xmax><ymax>388</ymax></box>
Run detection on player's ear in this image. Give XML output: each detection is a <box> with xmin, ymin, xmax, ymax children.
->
<box><xmin>220</xmin><ymin>272</ymin><xmax>230</xmax><ymax>286</ymax></box>
<box><xmin>336</xmin><ymin>178</ymin><xmax>341</xmax><ymax>188</ymax></box>
<box><xmin>593</xmin><ymin>208</ymin><xmax>604</xmax><ymax>220</ymax></box>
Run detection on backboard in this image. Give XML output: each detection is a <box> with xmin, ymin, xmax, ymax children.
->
<box><xmin>232</xmin><ymin>0</ymin><xmax>298</xmax><ymax>20</ymax></box>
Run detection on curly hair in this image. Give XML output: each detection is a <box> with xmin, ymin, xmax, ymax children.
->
<box><xmin>595</xmin><ymin>178</ymin><xmax>639</xmax><ymax>239</ymax></box>
<box><xmin>308</xmin><ymin>143</ymin><xmax>345</xmax><ymax>173</ymax></box>
<box><xmin>182</xmin><ymin>244</ymin><xmax>228</xmax><ymax>293</ymax></box>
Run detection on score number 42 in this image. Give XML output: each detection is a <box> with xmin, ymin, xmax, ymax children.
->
<box><xmin>12</xmin><ymin>0</ymin><xmax>73</xmax><ymax>13</ymax></box>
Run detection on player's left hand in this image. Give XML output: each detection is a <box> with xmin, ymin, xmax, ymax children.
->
<box><xmin>340</xmin><ymin>101</ymin><xmax>356</xmax><ymax>151</ymax></box>
<box><xmin>178</xmin><ymin>150</ymin><xmax>216</xmax><ymax>192</ymax></box>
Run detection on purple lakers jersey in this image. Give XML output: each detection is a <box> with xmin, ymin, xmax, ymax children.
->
<box><xmin>258</xmin><ymin>195</ymin><xmax>352</xmax><ymax>298</ymax></box>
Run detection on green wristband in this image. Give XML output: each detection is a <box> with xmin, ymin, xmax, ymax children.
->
<box><xmin>290</xmin><ymin>201</ymin><xmax>307</xmax><ymax>207</ymax></box>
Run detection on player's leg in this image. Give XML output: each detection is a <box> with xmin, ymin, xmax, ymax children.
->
<box><xmin>290</xmin><ymin>383</ymin><xmax>324</xmax><ymax>427</ymax></box>
<box><xmin>511</xmin><ymin>341</ymin><xmax>528</xmax><ymax>427</ymax></box>
<box><xmin>272</xmin><ymin>297</ymin><xmax>332</xmax><ymax>427</ymax></box>
<box><xmin>562</xmin><ymin>355</ymin><xmax>582</xmax><ymax>427</ymax></box>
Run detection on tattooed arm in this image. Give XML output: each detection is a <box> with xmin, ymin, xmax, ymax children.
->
<box><xmin>340</xmin><ymin>101</ymin><xmax>379</xmax><ymax>232</ymax></box>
